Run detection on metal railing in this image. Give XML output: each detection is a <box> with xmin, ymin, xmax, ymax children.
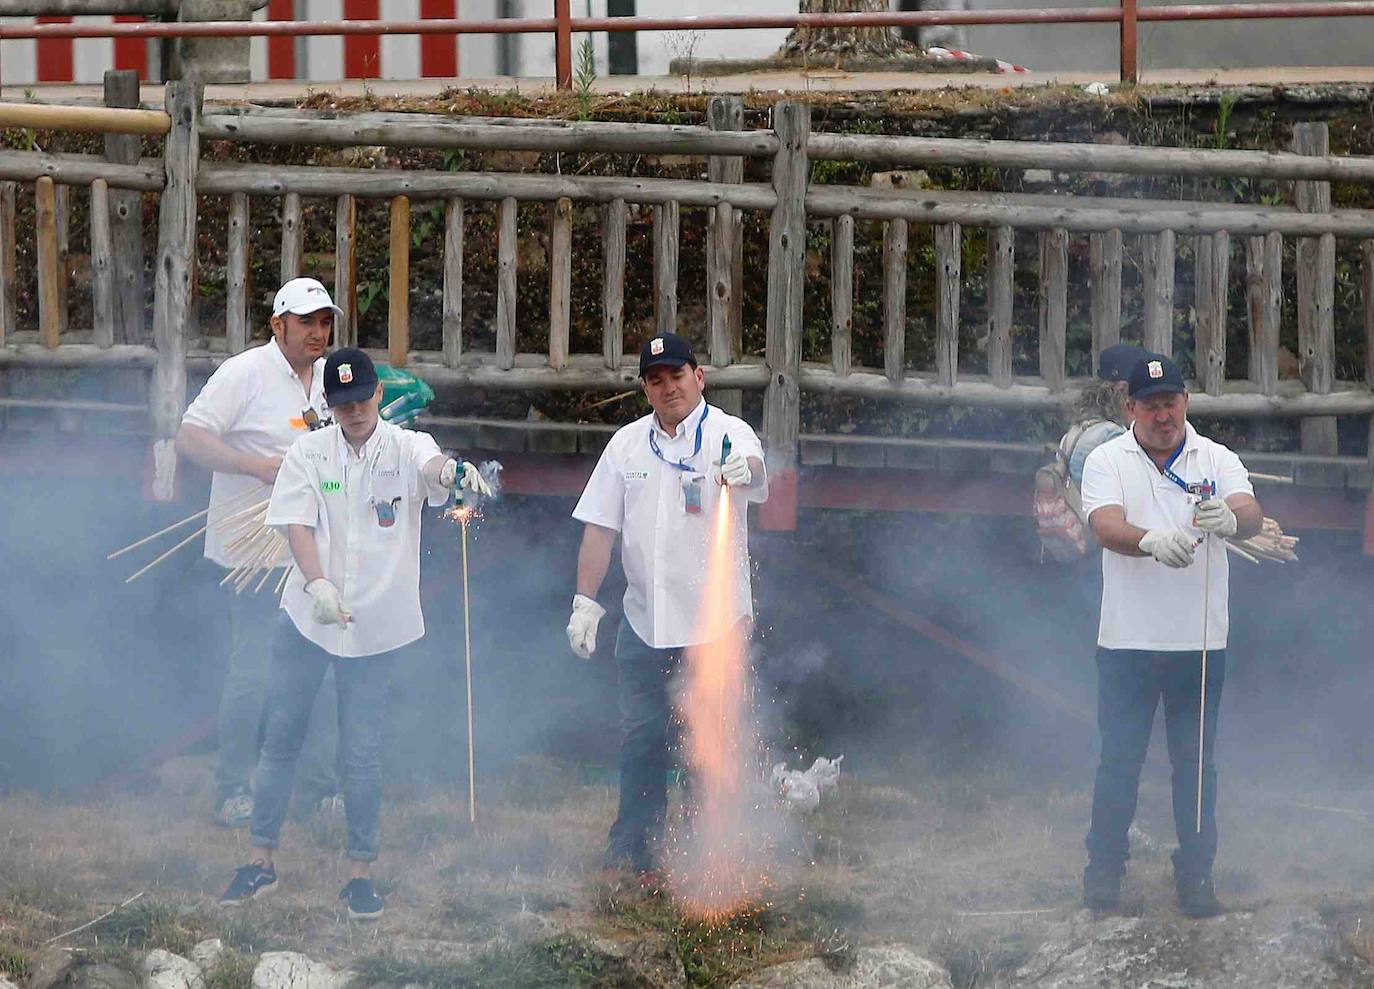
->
<box><xmin>2</xmin><ymin>1</ymin><xmax>1374</xmax><ymax>87</ymax></box>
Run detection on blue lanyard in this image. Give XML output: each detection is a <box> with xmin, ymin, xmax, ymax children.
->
<box><xmin>648</xmin><ymin>405</ymin><xmax>709</xmax><ymax>472</ymax></box>
<box><xmin>1156</xmin><ymin>435</ymin><xmax>1214</xmax><ymax>499</ymax></box>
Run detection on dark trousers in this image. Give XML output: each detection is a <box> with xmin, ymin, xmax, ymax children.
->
<box><xmin>606</xmin><ymin>619</ymin><xmax>683</xmax><ymax>872</ymax></box>
<box><xmin>250</xmin><ymin>617</ymin><xmax>396</xmax><ymax>862</ymax></box>
<box><xmin>1086</xmin><ymin>647</ymin><xmax>1226</xmax><ymax>881</ymax></box>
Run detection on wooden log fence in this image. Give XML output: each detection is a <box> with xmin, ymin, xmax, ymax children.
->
<box><xmin>9</xmin><ymin>101</ymin><xmax>1374</xmax><ymax>511</ymax></box>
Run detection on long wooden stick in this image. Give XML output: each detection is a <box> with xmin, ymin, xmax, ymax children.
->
<box><xmin>107</xmin><ymin>485</ymin><xmax>263</xmax><ymax>560</ymax></box>
<box><xmin>124</xmin><ymin>525</ymin><xmax>207</xmax><ymax>583</ymax></box>
<box><xmin>1196</xmin><ymin>534</ymin><xmax>1211</xmax><ymax>833</ymax></box>
<box><xmin>275</xmin><ymin>564</ymin><xmax>294</xmax><ymax>597</ymax></box>
<box><xmin>462</xmin><ymin>514</ymin><xmax>476</xmax><ymax>824</ymax></box>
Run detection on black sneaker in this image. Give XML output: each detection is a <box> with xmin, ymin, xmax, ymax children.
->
<box><xmin>1176</xmin><ymin>874</ymin><xmax>1222</xmax><ymax>918</ymax></box>
<box><xmin>219</xmin><ymin>862</ymin><xmax>277</xmax><ymax>906</ymax></box>
<box><xmin>1082</xmin><ymin>867</ymin><xmax>1121</xmax><ymax>911</ymax></box>
<box><xmin>339</xmin><ymin>878</ymin><xmax>384</xmax><ymax>920</ymax></box>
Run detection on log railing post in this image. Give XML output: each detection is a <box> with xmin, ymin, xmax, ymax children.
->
<box><xmin>1246</xmin><ymin>232</ymin><xmax>1281</xmax><ymax>396</ymax></box>
<box><xmin>987</xmin><ymin>225</ymin><xmax>1013</xmax><ymax>388</ymax></box>
<box><xmin>90</xmin><ymin>178</ymin><xmax>115</xmax><ymax>349</ymax></box>
<box><xmin>761</xmin><ymin>100</ymin><xmax>809</xmax><ymax>531</ymax></box>
<box><xmin>388</xmin><ymin>195</ymin><xmax>410</xmax><ymax>368</ymax></box>
<box><xmin>934</xmin><ymin>222</ymin><xmax>961</xmax><ymax>387</ymax></box>
<box><xmin>150</xmin><ymin>79</ymin><xmax>203</xmax><ymax>501</ymax></box>
<box><xmin>0</xmin><ymin>182</ymin><xmax>14</xmax><ymax>346</ymax></box>
<box><xmin>1089</xmin><ymin>229</ymin><xmax>1122</xmax><ymax>374</ymax></box>
<box><xmin>549</xmin><ymin>197</ymin><xmax>572</xmax><ymax>370</ymax></box>
<box><xmin>442</xmin><ymin>197</ymin><xmax>464</xmax><ymax>368</ymax></box>
<box><xmin>1142</xmin><ymin>230</ymin><xmax>1175</xmax><ymax>355</ymax></box>
<box><xmin>226</xmin><ymin>192</ymin><xmax>249</xmax><ymax>353</ymax></box>
<box><xmin>1194</xmin><ymin>231</ymin><xmax>1229</xmax><ymax>396</ymax></box>
<box><xmin>1039</xmin><ymin>227</ymin><xmax>1068</xmax><ymax>390</ymax></box>
<box><xmin>831</xmin><ymin>214</ymin><xmax>854</xmax><ymax>377</ymax></box>
<box><xmin>496</xmin><ymin>196</ymin><xmax>518</xmax><ymax>370</ymax></box>
<box><xmin>707</xmin><ymin>94</ymin><xmax>744</xmax><ymax>414</ymax></box>
<box><xmin>602</xmin><ymin>198</ymin><xmax>626</xmax><ymax>370</ymax></box>
<box><xmin>104</xmin><ymin>70</ymin><xmax>146</xmax><ymax>345</ymax></box>
<box><xmin>54</xmin><ymin>183</ymin><xmax>69</xmax><ymax>338</ymax></box>
<box><xmin>35</xmin><ymin>177</ymin><xmax>59</xmax><ymax>350</ymax></box>
<box><xmin>1294</xmin><ymin>122</ymin><xmax>1338</xmax><ymax>456</ymax></box>
<box><xmin>883</xmin><ymin>218</ymin><xmax>908</xmax><ymax>384</ymax></box>
<box><xmin>653</xmin><ymin>200</ymin><xmax>679</xmax><ymax>336</ymax></box>
<box><xmin>280</xmin><ymin>191</ymin><xmax>303</xmax><ymax>283</ymax></box>
<box><xmin>335</xmin><ymin>194</ymin><xmax>357</xmax><ymax>348</ymax></box>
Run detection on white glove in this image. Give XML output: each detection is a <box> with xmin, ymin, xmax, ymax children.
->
<box><xmin>439</xmin><ymin>458</ymin><xmax>492</xmax><ymax>498</ymax></box>
<box><xmin>712</xmin><ymin>450</ymin><xmax>752</xmax><ymax>487</ymax></box>
<box><xmin>305</xmin><ymin>578</ymin><xmax>353</xmax><ymax>626</ymax></box>
<box><xmin>566</xmin><ymin>593</ymin><xmax>605</xmax><ymax>659</ymax></box>
<box><xmin>1138</xmin><ymin>529</ymin><xmax>1197</xmax><ymax>569</ymax></box>
<box><xmin>1193</xmin><ymin>498</ymin><xmax>1237</xmax><ymax>536</ymax></box>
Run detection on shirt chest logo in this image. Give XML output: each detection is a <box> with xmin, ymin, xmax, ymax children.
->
<box><xmin>320</xmin><ymin>479</ymin><xmax>341</xmax><ymax>494</ymax></box>
<box><xmin>625</xmin><ymin>470</ymin><xmax>649</xmax><ymax>481</ymax></box>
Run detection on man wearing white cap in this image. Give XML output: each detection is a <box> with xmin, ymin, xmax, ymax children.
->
<box><xmin>176</xmin><ymin>277</ymin><xmax>344</xmax><ymax>828</ymax></box>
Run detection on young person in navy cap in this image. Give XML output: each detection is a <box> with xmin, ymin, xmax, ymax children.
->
<box><xmin>218</xmin><ymin>347</ymin><xmax>489</xmax><ymax>919</ymax></box>
<box><xmin>566</xmin><ymin>333</ymin><xmax>768</xmax><ymax>876</ymax></box>
<box><xmin>1078</xmin><ymin>353</ymin><xmax>1262</xmax><ymax>917</ymax></box>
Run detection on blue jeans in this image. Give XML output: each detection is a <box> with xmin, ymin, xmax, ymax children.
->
<box><xmin>216</xmin><ymin>589</ymin><xmax>338</xmax><ymax>808</ymax></box>
<box><xmin>606</xmin><ymin>619</ymin><xmax>683</xmax><ymax>872</ymax></box>
<box><xmin>250</xmin><ymin>617</ymin><xmax>396</xmax><ymax>862</ymax></box>
<box><xmin>1086</xmin><ymin>647</ymin><xmax>1226</xmax><ymax>881</ymax></box>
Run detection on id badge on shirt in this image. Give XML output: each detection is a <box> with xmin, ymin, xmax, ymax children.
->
<box><xmin>681</xmin><ymin>472</ymin><xmax>705</xmax><ymax>515</ymax></box>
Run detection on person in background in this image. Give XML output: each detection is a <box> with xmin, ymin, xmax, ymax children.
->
<box><xmin>176</xmin><ymin>277</ymin><xmax>342</xmax><ymax>828</ymax></box>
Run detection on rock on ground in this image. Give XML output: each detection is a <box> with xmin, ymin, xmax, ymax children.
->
<box><xmin>189</xmin><ymin>940</ymin><xmax>224</xmax><ymax>973</ymax></box>
<box><xmin>1011</xmin><ymin>906</ymin><xmax>1359</xmax><ymax>989</ymax></box>
<box><xmin>732</xmin><ymin>946</ymin><xmax>952</xmax><ymax>989</ymax></box>
<box><xmin>0</xmin><ymin>976</ymin><xmax>19</xmax><ymax>989</ymax></box>
<box><xmin>64</xmin><ymin>963</ymin><xmax>139</xmax><ymax>989</ymax></box>
<box><xmin>251</xmin><ymin>952</ymin><xmax>352</xmax><ymax>989</ymax></box>
<box><xmin>141</xmin><ymin>949</ymin><xmax>204</xmax><ymax>989</ymax></box>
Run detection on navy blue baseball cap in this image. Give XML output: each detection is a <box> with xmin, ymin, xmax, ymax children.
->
<box><xmin>324</xmin><ymin>347</ymin><xmax>379</xmax><ymax>406</ymax></box>
<box><xmin>1098</xmin><ymin>342</ymin><xmax>1148</xmax><ymax>383</ymax></box>
<box><xmin>1128</xmin><ymin>353</ymin><xmax>1187</xmax><ymax>401</ymax></box>
<box><xmin>638</xmin><ymin>333</ymin><xmax>697</xmax><ymax>377</ymax></box>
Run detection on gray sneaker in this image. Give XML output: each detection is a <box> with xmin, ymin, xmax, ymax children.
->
<box><xmin>214</xmin><ymin>793</ymin><xmax>254</xmax><ymax>829</ymax></box>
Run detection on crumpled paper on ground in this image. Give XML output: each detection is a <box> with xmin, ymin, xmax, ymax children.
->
<box><xmin>770</xmin><ymin>755</ymin><xmax>844</xmax><ymax>811</ymax></box>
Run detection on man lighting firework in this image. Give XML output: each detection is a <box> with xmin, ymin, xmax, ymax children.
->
<box><xmin>567</xmin><ymin>332</ymin><xmax>768</xmax><ymax>876</ymax></box>
<box><xmin>1079</xmin><ymin>354</ymin><xmax>1262</xmax><ymax>918</ymax></box>
<box><xmin>176</xmin><ymin>277</ymin><xmax>342</xmax><ymax>828</ymax></box>
<box><xmin>217</xmin><ymin>348</ymin><xmax>489</xmax><ymax>919</ymax></box>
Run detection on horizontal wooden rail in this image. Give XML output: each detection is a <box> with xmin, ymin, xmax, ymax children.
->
<box><xmin>201</xmin><ymin>112</ymin><xmax>779</xmax><ymax>157</ymax></box>
<box><xmin>807</xmin><ymin>134</ymin><xmax>1374</xmax><ymax>184</ymax></box>
<box><xmin>0</xmin><ymin>102</ymin><xmax>169</xmax><ymax>137</ymax></box>
<box><xmin>196</xmin><ymin>162</ymin><xmax>778</xmax><ymax>209</ymax></box>
<box><xmin>0</xmin><ymin>150</ymin><xmax>164</xmax><ymax>191</ymax></box>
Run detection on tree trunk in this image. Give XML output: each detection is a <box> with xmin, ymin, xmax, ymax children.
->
<box><xmin>779</xmin><ymin>0</ymin><xmax>919</xmax><ymax>60</ymax></box>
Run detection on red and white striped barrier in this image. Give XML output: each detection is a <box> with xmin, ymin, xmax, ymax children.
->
<box><xmin>926</xmin><ymin>45</ymin><xmax>1029</xmax><ymax>74</ymax></box>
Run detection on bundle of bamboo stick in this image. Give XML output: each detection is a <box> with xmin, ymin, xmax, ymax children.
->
<box><xmin>1227</xmin><ymin>517</ymin><xmax>1299</xmax><ymax>564</ymax></box>
<box><xmin>109</xmin><ymin>484</ymin><xmax>294</xmax><ymax>593</ymax></box>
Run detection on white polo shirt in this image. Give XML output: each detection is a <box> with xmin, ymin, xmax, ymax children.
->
<box><xmin>1081</xmin><ymin>422</ymin><xmax>1254</xmax><ymax>651</ymax></box>
<box><xmin>266</xmin><ymin>419</ymin><xmax>450</xmax><ymax>658</ymax></box>
<box><xmin>573</xmin><ymin>400</ymin><xmax>768</xmax><ymax>650</ymax></box>
<box><xmin>180</xmin><ymin>338</ymin><xmax>327</xmax><ymax>568</ymax></box>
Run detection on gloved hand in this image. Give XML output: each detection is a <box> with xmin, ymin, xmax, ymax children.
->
<box><xmin>305</xmin><ymin>578</ymin><xmax>353</xmax><ymax>626</ymax></box>
<box><xmin>711</xmin><ymin>450</ymin><xmax>752</xmax><ymax>487</ymax></box>
<box><xmin>1138</xmin><ymin>529</ymin><xmax>1197</xmax><ymax>569</ymax></box>
<box><xmin>1193</xmin><ymin>498</ymin><xmax>1237</xmax><ymax>536</ymax></box>
<box><xmin>439</xmin><ymin>458</ymin><xmax>493</xmax><ymax>498</ymax></box>
<box><xmin>566</xmin><ymin>593</ymin><xmax>605</xmax><ymax>659</ymax></box>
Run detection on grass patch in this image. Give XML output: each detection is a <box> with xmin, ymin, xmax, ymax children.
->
<box><xmin>931</xmin><ymin>926</ymin><xmax>1038</xmax><ymax>989</ymax></box>
<box><xmin>0</xmin><ymin>940</ymin><xmax>31</xmax><ymax>981</ymax></box>
<box><xmin>204</xmin><ymin>951</ymin><xmax>257</xmax><ymax>989</ymax></box>
<box><xmin>87</xmin><ymin>898</ymin><xmax>198</xmax><ymax>954</ymax></box>
<box><xmin>352</xmin><ymin>935</ymin><xmax>611</xmax><ymax>989</ymax></box>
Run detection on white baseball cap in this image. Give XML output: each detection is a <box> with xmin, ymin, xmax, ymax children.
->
<box><xmin>272</xmin><ymin>277</ymin><xmax>343</xmax><ymax>319</ymax></box>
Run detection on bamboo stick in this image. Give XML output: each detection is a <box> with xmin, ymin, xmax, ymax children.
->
<box><xmin>107</xmin><ymin>485</ymin><xmax>263</xmax><ymax>560</ymax></box>
<box><xmin>124</xmin><ymin>525</ymin><xmax>208</xmax><ymax>583</ymax></box>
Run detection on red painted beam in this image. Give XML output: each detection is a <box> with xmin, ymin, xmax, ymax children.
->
<box><xmin>267</xmin><ymin>0</ymin><xmax>296</xmax><ymax>80</ymax></box>
<box><xmin>113</xmin><ymin>16</ymin><xmax>148</xmax><ymax>79</ymax></box>
<box><xmin>419</xmin><ymin>0</ymin><xmax>458</xmax><ymax>78</ymax></box>
<box><xmin>35</xmin><ymin>17</ymin><xmax>74</xmax><ymax>83</ymax></box>
<box><xmin>342</xmin><ymin>0</ymin><xmax>380</xmax><ymax>78</ymax></box>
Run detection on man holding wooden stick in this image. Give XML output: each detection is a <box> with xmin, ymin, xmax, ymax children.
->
<box><xmin>176</xmin><ymin>277</ymin><xmax>342</xmax><ymax>828</ymax></box>
<box><xmin>1079</xmin><ymin>354</ymin><xmax>1262</xmax><ymax>918</ymax></box>
<box><xmin>218</xmin><ymin>347</ymin><xmax>489</xmax><ymax>919</ymax></box>
<box><xmin>567</xmin><ymin>333</ymin><xmax>768</xmax><ymax>877</ymax></box>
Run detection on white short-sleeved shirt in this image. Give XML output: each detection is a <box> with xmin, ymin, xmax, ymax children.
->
<box><xmin>266</xmin><ymin>419</ymin><xmax>449</xmax><ymax>658</ymax></box>
<box><xmin>180</xmin><ymin>339</ymin><xmax>327</xmax><ymax>568</ymax></box>
<box><xmin>1081</xmin><ymin>421</ymin><xmax>1254</xmax><ymax>651</ymax></box>
<box><xmin>573</xmin><ymin>400</ymin><xmax>768</xmax><ymax>650</ymax></box>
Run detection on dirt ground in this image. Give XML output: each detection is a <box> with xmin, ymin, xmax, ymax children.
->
<box><xmin>3</xmin><ymin>750</ymin><xmax>1374</xmax><ymax>988</ymax></box>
